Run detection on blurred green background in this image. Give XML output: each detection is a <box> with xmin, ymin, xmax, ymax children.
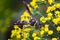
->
<box><xmin>0</xmin><ymin>0</ymin><xmax>25</xmax><ymax>40</ymax></box>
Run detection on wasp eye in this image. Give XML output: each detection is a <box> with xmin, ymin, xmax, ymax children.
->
<box><xmin>29</xmin><ymin>19</ymin><xmax>36</xmax><ymax>26</ymax></box>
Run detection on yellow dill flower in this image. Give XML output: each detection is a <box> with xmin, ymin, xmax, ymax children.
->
<box><xmin>32</xmin><ymin>0</ymin><xmax>37</xmax><ymax>2</ymax></box>
<box><xmin>44</xmin><ymin>27</ymin><xmax>49</xmax><ymax>32</ymax></box>
<box><xmin>44</xmin><ymin>24</ymin><xmax>49</xmax><ymax>32</ymax></box>
<box><xmin>23</xmin><ymin>32</ymin><xmax>29</xmax><ymax>38</ymax></box>
<box><xmin>11</xmin><ymin>30</ymin><xmax>16</xmax><ymax>34</ymax></box>
<box><xmin>45</xmin><ymin>24</ymin><xmax>49</xmax><ymax>28</ymax></box>
<box><xmin>21</xmin><ymin>11</ymin><xmax>31</xmax><ymax>22</ymax></box>
<box><xmin>52</xmin><ymin>38</ymin><xmax>57</xmax><ymax>40</ymax></box>
<box><xmin>16</xmin><ymin>34</ymin><xmax>21</xmax><ymax>38</ymax></box>
<box><xmin>46</xmin><ymin>6</ymin><xmax>52</xmax><ymax>13</ymax></box>
<box><xmin>11</xmin><ymin>27</ymin><xmax>21</xmax><ymax>38</ymax></box>
<box><xmin>40</xmin><ymin>30</ymin><xmax>44</xmax><ymax>36</ymax></box>
<box><xmin>30</xmin><ymin>2</ymin><xmax>38</xmax><ymax>9</ymax></box>
<box><xmin>41</xmin><ymin>0</ymin><xmax>45</xmax><ymax>2</ymax></box>
<box><xmin>14</xmin><ymin>25</ymin><xmax>19</xmax><ymax>29</ymax></box>
<box><xmin>52</xmin><ymin>18</ymin><xmax>60</xmax><ymax>25</ymax></box>
<box><xmin>47</xmin><ymin>17</ymin><xmax>52</xmax><ymax>20</ymax></box>
<box><xmin>30</xmin><ymin>2</ymin><xmax>36</xmax><ymax>7</ymax></box>
<box><xmin>21</xmin><ymin>38</ymin><xmax>26</xmax><ymax>40</ymax></box>
<box><xmin>23</xmin><ymin>28</ymin><xmax>31</xmax><ymax>32</ymax></box>
<box><xmin>40</xmin><ymin>16</ymin><xmax>47</xmax><ymax>23</ymax></box>
<box><xmin>57</xmin><ymin>14</ymin><xmax>60</xmax><ymax>18</ymax></box>
<box><xmin>47</xmin><ymin>13</ymin><xmax>53</xmax><ymax>20</ymax></box>
<box><xmin>47</xmin><ymin>13</ymin><xmax>52</xmax><ymax>17</ymax></box>
<box><xmin>11</xmin><ymin>30</ymin><xmax>17</xmax><ymax>38</ymax></box>
<box><xmin>21</xmin><ymin>15</ymin><xmax>25</xmax><ymax>20</ymax></box>
<box><xmin>23</xmin><ymin>11</ymin><xmax>31</xmax><ymax>16</ymax></box>
<box><xmin>32</xmin><ymin>33</ymin><xmax>37</xmax><ymax>38</ymax></box>
<box><xmin>48</xmin><ymin>0</ymin><xmax>54</xmax><ymax>5</ymax></box>
<box><xmin>55</xmin><ymin>3</ymin><xmax>60</xmax><ymax>8</ymax></box>
<box><xmin>55</xmin><ymin>11</ymin><xmax>60</xmax><ymax>17</ymax></box>
<box><xmin>55</xmin><ymin>11</ymin><xmax>60</xmax><ymax>14</ymax></box>
<box><xmin>48</xmin><ymin>30</ymin><xmax>53</xmax><ymax>35</ymax></box>
<box><xmin>56</xmin><ymin>26</ymin><xmax>60</xmax><ymax>31</ymax></box>
<box><xmin>46</xmin><ymin>6</ymin><xmax>56</xmax><ymax>13</ymax></box>
<box><xmin>30</xmin><ymin>0</ymin><xmax>38</xmax><ymax>9</ymax></box>
<box><xmin>16</xmin><ymin>28</ymin><xmax>21</xmax><ymax>34</ymax></box>
<box><xmin>34</xmin><ymin>5</ymin><xmax>38</xmax><ymax>9</ymax></box>
<box><xmin>40</xmin><ymin>27</ymin><xmax>44</xmax><ymax>30</ymax></box>
<box><xmin>34</xmin><ymin>37</ymin><xmax>40</xmax><ymax>40</ymax></box>
<box><xmin>51</xmin><ymin>6</ymin><xmax>56</xmax><ymax>11</ymax></box>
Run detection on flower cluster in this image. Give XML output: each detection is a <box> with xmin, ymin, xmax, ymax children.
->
<box><xmin>8</xmin><ymin>0</ymin><xmax>60</xmax><ymax>40</ymax></box>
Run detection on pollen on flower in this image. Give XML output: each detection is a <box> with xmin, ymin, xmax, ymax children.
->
<box><xmin>40</xmin><ymin>16</ymin><xmax>47</xmax><ymax>23</ymax></box>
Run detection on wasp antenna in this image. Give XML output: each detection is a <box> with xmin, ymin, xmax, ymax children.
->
<box><xmin>23</xmin><ymin>1</ymin><xmax>32</xmax><ymax>17</ymax></box>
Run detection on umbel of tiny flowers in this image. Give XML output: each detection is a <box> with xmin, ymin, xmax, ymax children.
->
<box><xmin>8</xmin><ymin>0</ymin><xmax>60</xmax><ymax>40</ymax></box>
